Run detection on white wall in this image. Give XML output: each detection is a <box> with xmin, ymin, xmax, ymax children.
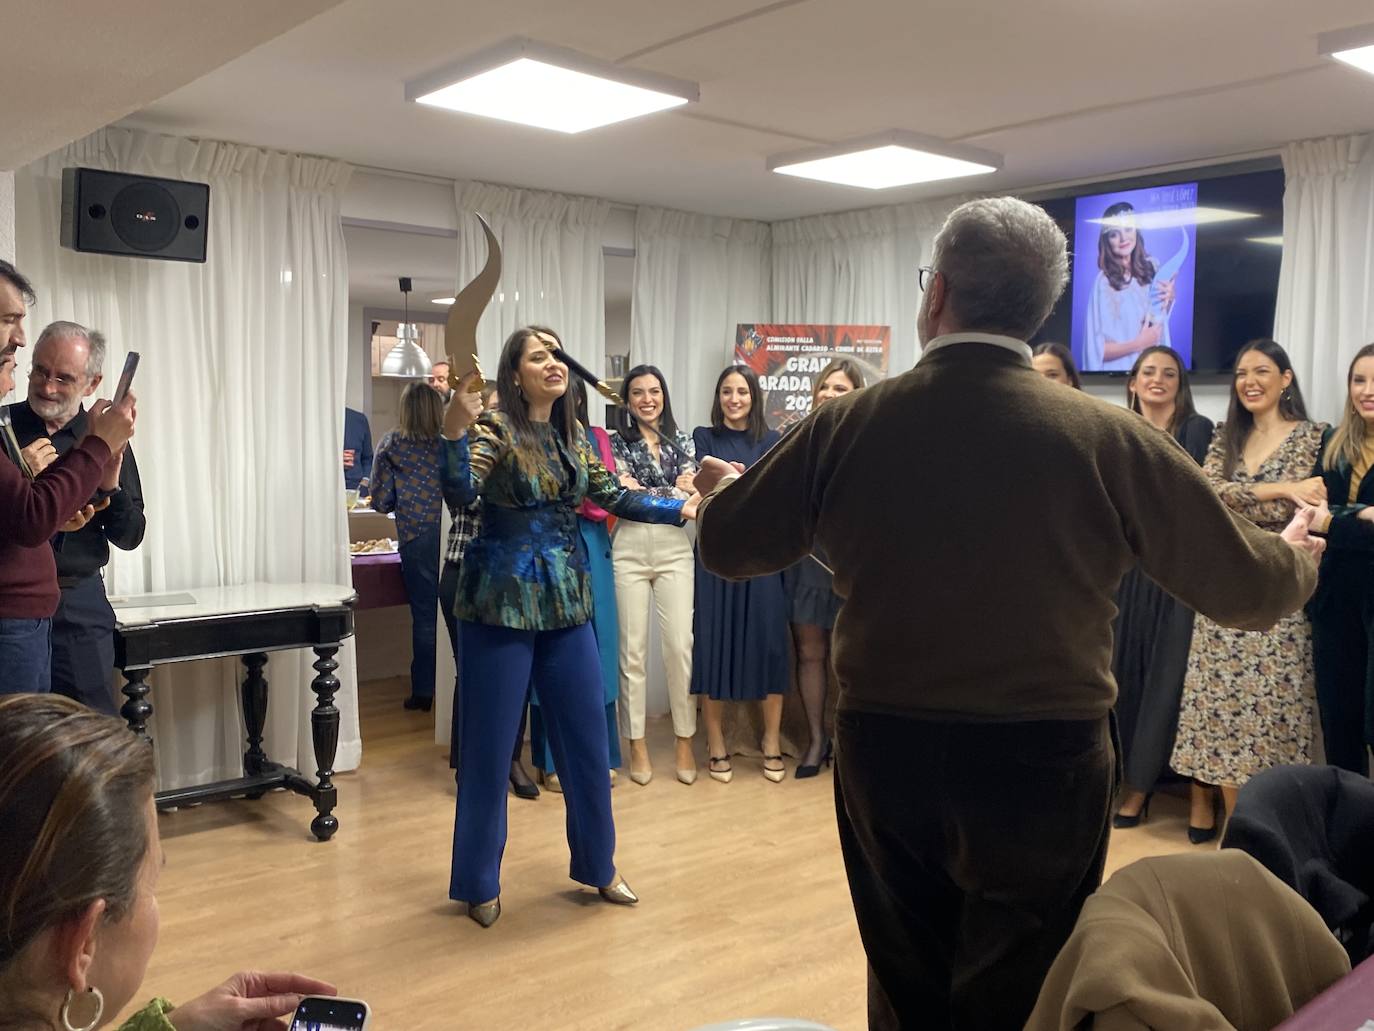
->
<box><xmin>0</xmin><ymin>171</ymin><xmax>14</xmax><ymax>262</ymax></box>
<box><xmin>346</xmin><ymin>301</ymin><xmax>366</xmax><ymax>412</ymax></box>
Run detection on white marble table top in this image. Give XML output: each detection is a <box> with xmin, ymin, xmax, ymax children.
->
<box><xmin>111</xmin><ymin>582</ymin><xmax>356</xmax><ymax>628</ymax></box>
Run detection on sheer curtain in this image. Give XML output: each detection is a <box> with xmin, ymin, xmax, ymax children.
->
<box><xmin>1273</xmin><ymin>134</ymin><xmax>1374</xmax><ymax>423</ymax></box>
<box><xmin>771</xmin><ymin>198</ymin><xmax>962</xmax><ymax>374</ymax></box>
<box><xmin>14</xmin><ymin>127</ymin><xmax>360</xmax><ymax>790</ymax></box>
<box><xmin>631</xmin><ymin>207</ymin><xmax>771</xmax><ymax>426</ymax></box>
<box><xmin>454</xmin><ymin>181</ymin><xmax>609</xmax><ymax>372</ymax></box>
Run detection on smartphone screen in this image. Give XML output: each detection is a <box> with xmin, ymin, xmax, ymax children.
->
<box><xmin>112</xmin><ymin>351</ymin><xmax>140</xmax><ymax>406</ymax></box>
<box><xmin>290</xmin><ymin>996</ymin><xmax>370</xmax><ymax>1031</ymax></box>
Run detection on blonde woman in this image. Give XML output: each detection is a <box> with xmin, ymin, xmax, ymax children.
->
<box><xmin>785</xmin><ymin>358</ymin><xmax>865</xmax><ymax>778</ymax></box>
<box><xmin>1311</xmin><ymin>343</ymin><xmax>1374</xmax><ymax>775</ymax></box>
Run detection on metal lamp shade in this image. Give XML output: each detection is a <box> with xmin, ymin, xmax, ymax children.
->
<box><xmin>379</xmin><ymin>323</ymin><xmax>432</xmax><ymax>378</ymax></box>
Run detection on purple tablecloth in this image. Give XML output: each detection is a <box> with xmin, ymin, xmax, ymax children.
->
<box><xmin>350</xmin><ymin>552</ymin><xmax>406</xmax><ymax>610</ymax></box>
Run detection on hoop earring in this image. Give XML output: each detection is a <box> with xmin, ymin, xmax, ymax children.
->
<box><xmin>61</xmin><ymin>987</ymin><xmax>104</xmax><ymax>1031</ymax></box>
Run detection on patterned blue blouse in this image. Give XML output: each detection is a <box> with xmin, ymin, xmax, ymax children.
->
<box><xmin>370</xmin><ymin>431</ymin><xmax>451</xmax><ymax>544</ymax></box>
<box><xmin>442</xmin><ymin>411</ymin><xmax>685</xmax><ymax>630</ymax></box>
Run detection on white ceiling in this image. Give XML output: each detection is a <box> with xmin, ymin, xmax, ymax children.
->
<box><xmin>118</xmin><ymin>0</ymin><xmax>1374</xmax><ymax>221</ymax></box>
<box><xmin>0</xmin><ymin>0</ymin><xmax>345</xmax><ymax>170</ymax></box>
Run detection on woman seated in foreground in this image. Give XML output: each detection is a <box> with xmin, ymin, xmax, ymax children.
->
<box><xmin>0</xmin><ymin>693</ymin><xmax>334</xmax><ymax>1031</ymax></box>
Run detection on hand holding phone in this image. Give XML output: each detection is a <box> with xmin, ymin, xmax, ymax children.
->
<box><xmin>291</xmin><ymin>995</ymin><xmax>371</xmax><ymax>1030</ymax></box>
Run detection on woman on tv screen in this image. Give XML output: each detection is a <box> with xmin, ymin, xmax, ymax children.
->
<box><xmin>1082</xmin><ymin>202</ymin><xmax>1176</xmax><ymax>372</ymax></box>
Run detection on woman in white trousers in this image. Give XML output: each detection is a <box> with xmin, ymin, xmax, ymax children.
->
<box><xmin>610</xmin><ymin>365</ymin><xmax>699</xmax><ymax>784</ymax></box>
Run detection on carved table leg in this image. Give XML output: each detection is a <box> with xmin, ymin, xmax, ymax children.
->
<box><xmin>241</xmin><ymin>652</ymin><xmax>270</xmax><ymax>794</ymax></box>
<box><xmin>309</xmin><ymin>645</ymin><xmax>341</xmax><ymax>841</ymax></box>
<box><xmin>120</xmin><ymin>667</ymin><xmax>153</xmax><ymax>742</ymax></box>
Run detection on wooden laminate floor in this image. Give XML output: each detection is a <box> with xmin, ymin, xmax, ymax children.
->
<box><xmin>128</xmin><ymin>678</ymin><xmax>1201</xmax><ymax>1030</ymax></box>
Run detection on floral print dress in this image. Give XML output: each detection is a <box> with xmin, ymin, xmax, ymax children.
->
<box><xmin>1171</xmin><ymin>420</ymin><xmax>1325</xmax><ymax>786</ymax></box>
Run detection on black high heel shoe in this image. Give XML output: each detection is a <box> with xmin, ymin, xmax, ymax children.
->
<box><xmin>402</xmin><ymin>694</ymin><xmax>433</xmax><ymax>712</ymax></box>
<box><xmin>509</xmin><ymin>761</ymin><xmax>540</xmax><ymax>800</ymax></box>
<box><xmin>795</xmin><ymin>739</ymin><xmax>834</xmax><ymax>780</ymax></box>
<box><xmin>1188</xmin><ymin>787</ymin><xmax>1221</xmax><ymax>844</ymax></box>
<box><xmin>1112</xmin><ymin>793</ymin><xmax>1152</xmax><ymax>829</ymax></box>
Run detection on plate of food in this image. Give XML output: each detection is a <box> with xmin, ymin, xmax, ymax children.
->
<box><xmin>349</xmin><ymin>538</ymin><xmax>398</xmax><ymax>555</ymax></box>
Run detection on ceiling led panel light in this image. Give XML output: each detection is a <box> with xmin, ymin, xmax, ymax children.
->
<box><xmin>1319</xmin><ymin>24</ymin><xmax>1374</xmax><ymax>77</ymax></box>
<box><xmin>406</xmin><ymin>38</ymin><xmax>698</xmax><ymax>134</ymax></box>
<box><xmin>769</xmin><ymin>132</ymin><xmax>1001</xmax><ymax>190</ymax></box>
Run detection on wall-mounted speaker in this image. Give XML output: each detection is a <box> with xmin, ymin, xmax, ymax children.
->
<box><xmin>60</xmin><ymin>167</ymin><xmax>209</xmax><ymax>263</ymax></box>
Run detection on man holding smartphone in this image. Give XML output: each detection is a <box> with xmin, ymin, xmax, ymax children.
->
<box><xmin>8</xmin><ymin>321</ymin><xmax>146</xmax><ymax>713</ymax></box>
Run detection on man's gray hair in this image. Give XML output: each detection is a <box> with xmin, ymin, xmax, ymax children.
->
<box><xmin>34</xmin><ymin>320</ymin><xmax>105</xmax><ymax>381</ymax></box>
<box><xmin>930</xmin><ymin>197</ymin><xmax>1070</xmax><ymax>341</ymax></box>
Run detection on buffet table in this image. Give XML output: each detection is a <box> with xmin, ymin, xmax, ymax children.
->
<box><xmin>111</xmin><ymin>583</ymin><xmax>357</xmax><ymax>841</ymax></box>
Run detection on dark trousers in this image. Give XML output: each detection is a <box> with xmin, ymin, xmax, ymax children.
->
<box><xmin>833</xmin><ymin>710</ymin><xmax>1114</xmax><ymax>1031</ymax></box>
<box><xmin>441</xmin><ymin>560</ymin><xmax>525</xmax><ymax>773</ymax></box>
<box><xmin>52</xmin><ymin>576</ymin><xmax>118</xmax><ymax>714</ymax></box>
<box><xmin>1312</xmin><ymin>576</ymin><xmax>1374</xmax><ymax>776</ymax></box>
<box><xmin>450</xmin><ymin>620</ymin><xmax>614</xmax><ymax>903</ymax></box>
<box><xmin>398</xmin><ymin>525</ymin><xmax>441</xmax><ymax>700</ymax></box>
<box><xmin>0</xmin><ymin>617</ymin><xmax>52</xmax><ymax>695</ymax></box>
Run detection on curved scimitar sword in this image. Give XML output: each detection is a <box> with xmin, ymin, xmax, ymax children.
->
<box><xmin>445</xmin><ymin>212</ymin><xmax>500</xmax><ymax>394</ymax></box>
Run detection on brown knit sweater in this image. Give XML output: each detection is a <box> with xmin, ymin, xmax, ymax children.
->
<box><xmin>696</xmin><ymin>338</ymin><xmax>1317</xmax><ymax>722</ymax></box>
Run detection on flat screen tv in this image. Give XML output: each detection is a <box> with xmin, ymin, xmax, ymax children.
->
<box><xmin>1030</xmin><ymin>164</ymin><xmax>1283</xmax><ymax>378</ymax></box>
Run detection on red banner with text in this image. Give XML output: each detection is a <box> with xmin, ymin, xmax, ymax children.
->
<box><xmin>734</xmin><ymin>323</ymin><xmax>890</xmax><ymax>429</ymax></box>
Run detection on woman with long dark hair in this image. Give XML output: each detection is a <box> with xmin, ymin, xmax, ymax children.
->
<box><xmin>1082</xmin><ymin>201</ymin><xmax>1177</xmax><ymax>372</ymax></box>
<box><xmin>371</xmin><ymin>382</ymin><xmax>453</xmax><ymax>712</ymax></box>
<box><xmin>1109</xmin><ymin>346</ymin><xmax>1216</xmax><ymax>839</ymax></box>
<box><xmin>1031</xmin><ymin>342</ymin><xmax>1082</xmax><ymax>389</ymax></box>
<box><xmin>528</xmin><ymin>377</ymin><xmax>623</xmax><ymax>791</ymax></box>
<box><xmin>1310</xmin><ymin>343</ymin><xmax>1374</xmax><ymax>775</ymax></box>
<box><xmin>608</xmin><ymin>364</ymin><xmax>699</xmax><ymax>786</ymax></box>
<box><xmin>1171</xmin><ymin>339</ymin><xmax>1326</xmax><ymax>828</ymax></box>
<box><xmin>785</xmin><ymin>358</ymin><xmax>865</xmax><ymax>778</ymax></box>
<box><xmin>0</xmin><ymin>693</ymin><xmax>332</xmax><ymax>1030</ymax></box>
<box><xmin>691</xmin><ymin>365</ymin><xmax>789</xmax><ymax>784</ymax></box>
<box><xmin>441</xmin><ymin>326</ymin><xmax>698</xmax><ymax>927</ymax></box>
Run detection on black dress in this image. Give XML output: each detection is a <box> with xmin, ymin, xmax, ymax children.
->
<box><xmin>1111</xmin><ymin>412</ymin><xmax>1214</xmax><ymax>794</ymax></box>
<box><xmin>690</xmin><ymin>425</ymin><xmax>790</xmax><ymax>700</ymax></box>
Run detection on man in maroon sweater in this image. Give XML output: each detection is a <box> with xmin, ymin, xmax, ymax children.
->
<box><xmin>0</xmin><ymin>263</ymin><xmax>137</xmax><ymax>696</ymax></box>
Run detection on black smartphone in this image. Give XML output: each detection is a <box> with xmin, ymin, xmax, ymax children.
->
<box><xmin>289</xmin><ymin>996</ymin><xmax>371</xmax><ymax>1031</ymax></box>
<box><xmin>112</xmin><ymin>351</ymin><xmax>140</xmax><ymax>406</ymax></box>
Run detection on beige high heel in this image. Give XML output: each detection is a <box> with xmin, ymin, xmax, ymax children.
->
<box><xmin>675</xmin><ymin>736</ymin><xmax>697</xmax><ymax>784</ymax></box>
<box><xmin>708</xmin><ymin>755</ymin><xmax>733</xmax><ymax>783</ymax></box>
<box><xmin>629</xmin><ymin>739</ymin><xmax>653</xmax><ymax>785</ymax></box>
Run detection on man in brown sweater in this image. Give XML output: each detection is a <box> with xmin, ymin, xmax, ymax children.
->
<box><xmin>693</xmin><ymin>197</ymin><xmax>1324</xmax><ymax>1030</ymax></box>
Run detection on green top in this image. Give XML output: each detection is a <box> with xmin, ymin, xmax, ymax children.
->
<box><xmin>441</xmin><ymin>412</ymin><xmax>684</xmax><ymax>630</ymax></box>
<box><xmin>119</xmin><ymin>998</ymin><xmax>175</xmax><ymax>1031</ymax></box>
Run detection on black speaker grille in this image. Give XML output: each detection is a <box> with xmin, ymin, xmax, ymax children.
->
<box><xmin>111</xmin><ymin>182</ymin><xmax>182</xmax><ymax>253</ymax></box>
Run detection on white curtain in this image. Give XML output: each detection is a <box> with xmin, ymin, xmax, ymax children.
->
<box><xmin>771</xmin><ymin>198</ymin><xmax>963</xmax><ymax>375</ymax></box>
<box><xmin>454</xmin><ymin>181</ymin><xmax>609</xmax><ymax>376</ymax></box>
<box><xmin>14</xmin><ymin>127</ymin><xmax>361</xmax><ymax>791</ymax></box>
<box><xmin>631</xmin><ymin>207</ymin><xmax>771</xmax><ymax>427</ymax></box>
<box><xmin>1273</xmin><ymin>134</ymin><xmax>1374</xmax><ymax>424</ymax></box>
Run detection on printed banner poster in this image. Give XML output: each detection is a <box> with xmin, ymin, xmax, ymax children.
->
<box><xmin>734</xmin><ymin>324</ymin><xmax>890</xmax><ymax>429</ymax></box>
<box><xmin>1070</xmin><ymin>181</ymin><xmax>1198</xmax><ymax>373</ymax></box>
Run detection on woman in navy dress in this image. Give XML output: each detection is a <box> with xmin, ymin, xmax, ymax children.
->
<box><xmin>691</xmin><ymin>365</ymin><xmax>790</xmax><ymax>784</ymax></box>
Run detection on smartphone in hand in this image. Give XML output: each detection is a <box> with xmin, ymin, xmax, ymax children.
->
<box><xmin>112</xmin><ymin>351</ymin><xmax>140</xmax><ymax>406</ymax></box>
